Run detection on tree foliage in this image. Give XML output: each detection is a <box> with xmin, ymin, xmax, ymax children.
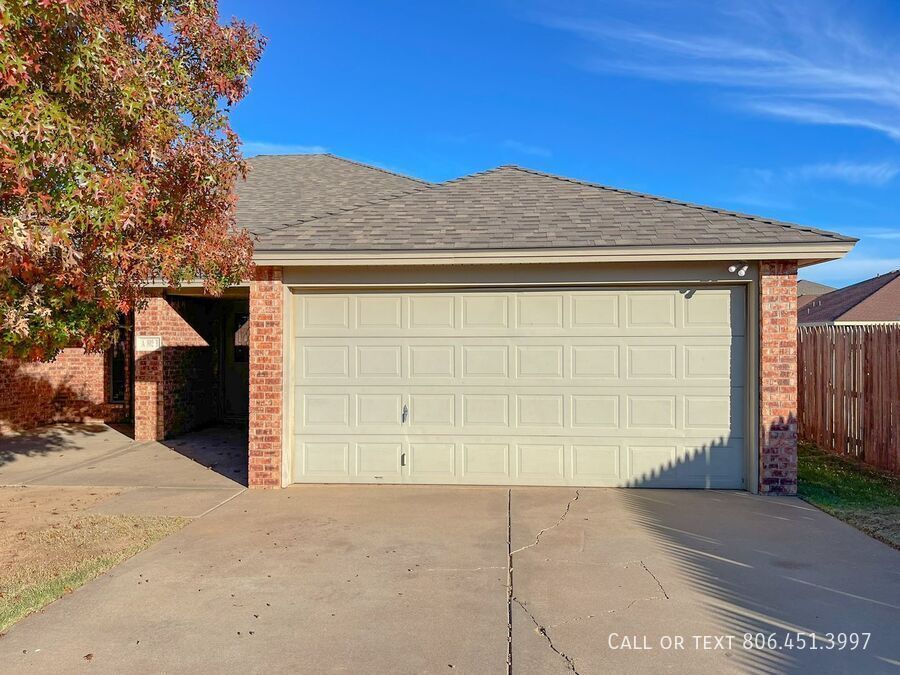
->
<box><xmin>0</xmin><ymin>0</ymin><xmax>264</xmax><ymax>359</ymax></box>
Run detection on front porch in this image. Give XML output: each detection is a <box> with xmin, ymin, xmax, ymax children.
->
<box><xmin>133</xmin><ymin>289</ymin><xmax>250</xmax><ymax>442</ymax></box>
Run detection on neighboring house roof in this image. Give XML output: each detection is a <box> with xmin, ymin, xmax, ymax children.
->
<box><xmin>798</xmin><ymin>280</ymin><xmax>835</xmax><ymax>296</ymax></box>
<box><xmin>237</xmin><ymin>154</ymin><xmax>855</xmax><ymax>259</ymax></box>
<box><xmin>797</xmin><ymin>280</ymin><xmax>836</xmax><ymax>310</ymax></box>
<box><xmin>235</xmin><ymin>154</ymin><xmax>428</xmax><ymax>236</ymax></box>
<box><xmin>799</xmin><ymin>271</ymin><xmax>900</xmax><ymax>324</ymax></box>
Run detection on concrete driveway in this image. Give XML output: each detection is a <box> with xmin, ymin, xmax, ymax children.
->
<box><xmin>0</xmin><ymin>483</ymin><xmax>897</xmax><ymax>674</ymax></box>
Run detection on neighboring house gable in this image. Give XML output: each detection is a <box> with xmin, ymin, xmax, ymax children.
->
<box><xmin>799</xmin><ymin>271</ymin><xmax>900</xmax><ymax>324</ymax></box>
<box><xmin>797</xmin><ymin>279</ymin><xmax>835</xmax><ymax>309</ymax></box>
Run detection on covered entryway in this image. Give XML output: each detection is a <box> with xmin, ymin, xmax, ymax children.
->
<box><xmin>290</xmin><ymin>286</ymin><xmax>746</xmax><ymax>488</ymax></box>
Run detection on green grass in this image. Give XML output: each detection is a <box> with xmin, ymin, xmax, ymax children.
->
<box><xmin>798</xmin><ymin>442</ymin><xmax>900</xmax><ymax>549</ymax></box>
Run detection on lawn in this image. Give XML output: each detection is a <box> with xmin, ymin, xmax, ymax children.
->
<box><xmin>0</xmin><ymin>487</ymin><xmax>187</xmax><ymax>632</ymax></box>
<box><xmin>798</xmin><ymin>441</ymin><xmax>900</xmax><ymax>549</ymax></box>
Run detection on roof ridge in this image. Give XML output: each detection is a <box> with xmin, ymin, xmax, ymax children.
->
<box><xmin>259</xmin><ymin>166</ymin><xmax>519</xmax><ymax>233</ymax></box>
<box><xmin>432</xmin><ymin>165</ymin><xmax>511</xmax><ymax>187</ymax></box>
<box><xmin>501</xmin><ymin>165</ymin><xmax>854</xmax><ymax>243</ymax></box>
<box><xmin>320</xmin><ymin>153</ymin><xmax>432</xmax><ymax>185</ymax></box>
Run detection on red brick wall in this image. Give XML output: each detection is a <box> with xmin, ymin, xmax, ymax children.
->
<box><xmin>759</xmin><ymin>261</ymin><xmax>799</xmax><ymax>494</ymax></box>
<box><xmin>248</xmin><ymin>267</ymin><xmax>284</xmax><ymax>488</ymax></box>
<box><xmin>134</xmin><ymin>294</ymin><xmax>221</xmax><ymax>441</ymax></box>
<box><xmin>0</xmin><ymin>341</ymin><xmax>129</xmax><ymax>436</ymax></box>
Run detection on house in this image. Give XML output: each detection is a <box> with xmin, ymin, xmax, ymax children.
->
<box><xmin>1</xmin><ymin>154</ymin><xmax>856</xmax><ymax>494</ymax></box>
<box><xmin>798</xmin><ymin>270</ymin><xmax>900</xmax><ymax>325</ymax></box>
<box><xmin>797</xmin><ymin>279</ymin><xmax>835</xmax><ymax>309</ymax></box>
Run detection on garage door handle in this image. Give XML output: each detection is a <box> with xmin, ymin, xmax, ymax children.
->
<box><xmin>401</xmin><ymin>403</ymin><xmax>409</xmax><ymax>423</ymax></box>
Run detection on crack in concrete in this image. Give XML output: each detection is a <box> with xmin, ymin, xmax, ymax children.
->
<box><xmin>513</xmin><ymin>598</ymin><xmax>579</xmax><ymax>674</ymax></box>
<box><xmin>511</xmin><ymin>490</ymin><xmax>580</xmax><ymax>556</ymax></box>
<box><xmin>542</xmin><ymin>558</ymin><xmax>642</xmax><ymax>567</ymax></box>
<box><xmin>640</xmin><ymin>561</ymin><xmax>670</xmax><ymax>600</ymax></box>
<box><xmin>547</xmin><ymin>614</ymin><xmax>596</xmax><ymax>630</ymax></box>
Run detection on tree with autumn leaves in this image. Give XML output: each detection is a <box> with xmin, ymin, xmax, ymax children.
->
<box><xmin>0</xmin><ymin>0</ymin><xmax>264</xmax><ymax>359</ymax></box>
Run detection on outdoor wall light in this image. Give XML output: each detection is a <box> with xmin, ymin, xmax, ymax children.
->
<box><xmin>728</xmin><ymin>262</ymin><xmax>749</xmax><ymax>277</ymax></box>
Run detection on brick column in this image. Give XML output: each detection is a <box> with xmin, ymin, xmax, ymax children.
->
<box><xmin>134</xmin><ymin>294</ymin><xmax>166</xmax><ymax>441</ymax></box>
<box><xmin>249</xmin><ymin>267</ymin><xmax>284</xmax><ymax>488</ymax></box>
<box><xmin>759</xmin><ymin>261</ymin><xmax>799</xmax><ymax>494</ymax></box>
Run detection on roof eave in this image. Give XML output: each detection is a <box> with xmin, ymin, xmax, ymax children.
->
<box><xmin>252</xmin><ymin>240</ymin><xmax>855</xmax><ymax>267</ymax></box>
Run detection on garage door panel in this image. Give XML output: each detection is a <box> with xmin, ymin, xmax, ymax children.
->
<box><xmin>627</xmin><ymin>292</ymin><xmax>677</xmax><ymax>329</ymax></box>
<box><xmin>295</xmin><ymin>336</ymin><xmax>741</xmax><ymax>388</ymax></box>
<box><xmin>409</xmin><ymin>345</ymin><xmax>455</xmax><ymax>377</ymax></box>
<box><xmin>571</xmin><ymin>293</ymin><xmax>620</xmax><ymax>328</ymax></box>
<box><xmin>462</xmin><ymin>394</ymin><xmax>510</xmax><ymax>427</ymax></box>
<box><xmin>295</xmin><ymin>288</ymin><xmax>744</xmax><ymax>337</ymax></box>
<box><xmin>408</xmin><ymin>443</ymin><xmax>456</xmax><ymax>482</ymax></box>
<box><xmin>517</xmin><ymin>294</ymin><xmax>564</xmax><ymax>328</ymax></box>
<box><xmin>297</xmin><ymin>387</ymin><xmax>741</xmax><ymax>439</ymax></box>
<box><xmin>679</xmin><ymin>440</ymin><xmax>745</xmax><ymax>481</ymax></box>
<box><xmin>626</xmin><ymin>345</ymin><xmax>677</xmax><ymax>379</ymax></box>
<box><xmin>300</xmin><ymin>295</ymin><xmax>350</xmax><ymax>331</ymax></box>
<box><xmin>292</xmin><ymin>435</ymin><xmax>745</xmax><ymax>487</ymax></box>
<box><xmin>628</xmin><ymin>445</ymin><xmax>679</xmax><ymax>485</ymax></box>
<box><xmin>302</xmin><ymin>345</ymin><xmax>349</xmax><ymax>378</ymax></box>
<box><xmin>300</xmin><ymin>441</ymin><xmax>350</xmax><ymax>478</ymax></box>
<box><xmin>357</xmin><ymin>296</ymin><xmax>402</xmax><ymax>329</ymax></box>
<box><xmin>573</xmin><ymin>444</ymin><xmax>621</xmax><ymax>481</ymax></box>
<box><xmin>356</xmin><ymin>443</ymin><xmax>402</xmax><ymax>479</ymax></box>
<box><xmin>517</xmin><ymin>444</ymin><xmax>565</xmax><ymax>479</ymax></box>
<box><xmin>627</xmin><ymin>395</ymin><xmax>677</xmax><ymax>429</ymax></box>
<box><xmin>571</xmin><ymin>395</ymin><xmax>619</xmax><ymax>428</ymax></box>
<box><xmin>516</xmin><ymin>345</ymin><xmax>564</xmax><ymax>378</ymax></box>
<box><xmin>291</xmin><ymin>287</ymin><xmax>746</xmax><ymax>488</ymax></box>
<box><xmin>409</xmin><ymin>295</ymin><xmax>456</xmax><ymax>330</ymax></box>
<box><xmin>462</xmin><ymin>442</ymin><xmax>510</xmax><ymax>478</ymax></box>
<box><xmin>462</xmin><ymin>295</ymin><xmax>510</xmax><ymax>329</ymax></box>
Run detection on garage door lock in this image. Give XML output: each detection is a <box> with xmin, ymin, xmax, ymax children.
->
<box><xmin>401</xmin><ymin>403</ymin><xmax>409</xmax><ymax>423</ymax></box>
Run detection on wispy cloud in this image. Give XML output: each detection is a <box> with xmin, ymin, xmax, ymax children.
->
<box><xmin>788</xmin><ymin>161</ymin><xmax>900</xmax><ymax>186</ymax></box>
<box><xmin>502</xmin><ymin>139</ymin><xmax>552</xmax><ymax>157</ymax></box>
<box><xmin>728</xmin><ymin>160</ymin><xmax>899</xmax><ymax>212</ymax></box>
<box><xmin>535</xmin><ymin>1</ymin><xmax>900</xmax><ymax>141</ymax></box>
<box><xmin>241</xmin><ymin>141</ymin><xmax>327</xmax><ymax>157</ymax></box>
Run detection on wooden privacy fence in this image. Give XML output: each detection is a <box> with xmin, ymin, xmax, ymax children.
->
<box><xmin>798</xmin><ymin>325</ymin><xmax>900</xmax><ymax>473</ymax></box>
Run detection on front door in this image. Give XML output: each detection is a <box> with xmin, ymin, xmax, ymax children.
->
<box><xmin>223</xmin><ymin>300</ymin><xmax>250</xmax><ymax>422</ymax></box>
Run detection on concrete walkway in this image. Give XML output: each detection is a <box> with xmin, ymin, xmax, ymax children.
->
<box><xmin>0</xmin><ymin>485</ymin><xmax>898</xmax><ymax>673</ymax></box>
<box><xmin>0</xmin><ymin>424</ymin><xmax>246</xmax><ymax>517</ymax></box>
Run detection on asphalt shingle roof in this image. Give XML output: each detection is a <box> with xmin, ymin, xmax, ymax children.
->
<box><xmin>239</xmin><ymin>155</ymin><xmax>855</xmax><ymax>252</ymax></box>
<box><xmin>799</xmin><ymin>271</ymin><xmax>900</xmax><ymax>323</ymax></box>
<box><xmin>236</xmin><ymin>154</ymin><xmax>428</xmax><ymax>236</ymax></box>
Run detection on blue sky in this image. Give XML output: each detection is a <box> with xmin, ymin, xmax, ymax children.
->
<box><xmin>220</xmin><ymin>0</ymin><xmax>900</xmax><ymax>287</ymax></box>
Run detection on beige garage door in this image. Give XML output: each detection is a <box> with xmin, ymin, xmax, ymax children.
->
<box><xmin>290</xmin><ymin>286</ymin><xmax>746</xmax><ymax>488</ymax></box>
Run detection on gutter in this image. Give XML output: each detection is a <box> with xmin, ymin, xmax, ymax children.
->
<box><xmin>251</xmin><ymin>241</ymin><xmax>855</xmax><ymax>267</ymax></box>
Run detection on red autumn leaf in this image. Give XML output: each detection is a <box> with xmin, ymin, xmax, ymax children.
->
<box><xmin>0</xmin><ymin>0</ymin><xmax>265</xmax><ymax>360</ymax></box>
